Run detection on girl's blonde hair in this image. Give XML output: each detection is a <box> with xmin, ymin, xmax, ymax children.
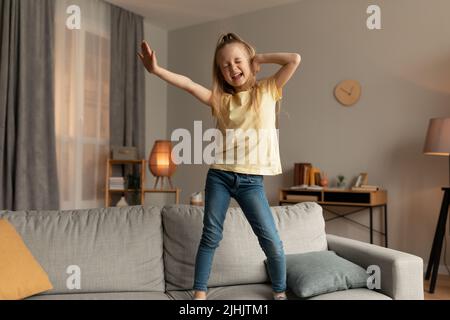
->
<box><xmin>211</xmin><ymin>33</ymin><xmax>261</xmax><ymax>126</ymax></box>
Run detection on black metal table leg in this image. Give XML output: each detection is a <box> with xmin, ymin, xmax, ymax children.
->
<box><xmin>384</xmin><ymin>204</ymin><xmax>388</xmax><ymax>248</ymax></box>
<box><xmin>369</xmin><ymin>207</ymin><xmax>373</xmax><ymax>244</ymax></box>
<box><xmin>317</xmin><ymin>202</ymin><xmax>388</xmax><ymax>247</ymax></box>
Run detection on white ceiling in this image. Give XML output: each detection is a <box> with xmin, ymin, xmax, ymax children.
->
<box><xmin>104</xmin><ymin>0</ymin><xmax>300</xmax><ymax>30</ymax></box>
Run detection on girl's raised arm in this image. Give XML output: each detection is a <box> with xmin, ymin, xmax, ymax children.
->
<box><xmin>138</xmin><ymin>41</ymin><xmax>212</xmax><ymax>107</ymax></box>
<box><xmin>253</xmin><ymin>52</ymin><xmax>301</xmax><ymax>88</ymax></box>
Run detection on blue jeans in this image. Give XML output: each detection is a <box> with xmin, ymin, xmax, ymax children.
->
<box><xmin>193</xmin><ymin>168</ymin><xmax>286</xmax><ymax>293</ymax></box>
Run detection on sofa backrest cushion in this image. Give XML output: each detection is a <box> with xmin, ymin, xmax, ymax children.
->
<box><xmin>0</xmin><ymin>206</ymin><xmax>165</xmax><ymax>294</ymax></box>
<box><xmin>162</xmin><ymin>202</ymin><xmax>327</xmax><ymax>290</ymax></box>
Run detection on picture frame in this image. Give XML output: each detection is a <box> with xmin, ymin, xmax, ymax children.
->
<box><xmin>354</xmin><ymin>172</ymin><xmax>368</xmax><ymax>187</ymax></box>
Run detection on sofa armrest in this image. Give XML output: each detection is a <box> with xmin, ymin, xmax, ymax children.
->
<box><xmin>326</xmin><ymin>234</ymin><xmax>424</xmax><ymax>300</ymax></box>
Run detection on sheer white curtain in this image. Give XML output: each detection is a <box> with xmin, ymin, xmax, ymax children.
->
<box><xmin>54</xmin><ymin>0</ymin><xmax>111</xmax><ymax>209</ymax></box>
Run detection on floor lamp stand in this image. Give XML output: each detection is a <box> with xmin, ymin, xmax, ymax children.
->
<box><xmin>153</xmin><ymin>176</ymin><xmax>174</xmax><ymax>190</ymax></box>
<box><xmin>425</xmin><ymin>187</ymin><xmax>450</xmax><ymax>293</ymax></box>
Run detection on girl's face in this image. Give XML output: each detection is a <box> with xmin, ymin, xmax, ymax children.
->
<box><xmin>217</xmin><ymin>43</ymin><xmax>253</xmax><ymax>91</ymax></box>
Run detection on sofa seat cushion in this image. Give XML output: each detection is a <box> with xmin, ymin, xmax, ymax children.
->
<box><xmin>204</xmin><ymin>284</ymin><xmax>275</xmax><ymax>300</ymax></box>
<box><xmin>305</xmin><ymin>288</ymin><xmax>392</xmax><ymax>300</ymax></box>
<box><xmin>26</xmin><ymin>291</ymin><xmax>172</xmax><ymax>300</ymax></box>
<box><xmin>162</xmin><ymin>202</ymin><xmax>327</xmax><ymax>290</ymax></box>
<box><xmin>0</xmin><ymin>206</ymin><xmax>165</xmax><ymax>294</ymax></box>
<box><xmin>170</xmin><ymin>285</ymin><xmax>390</xmax><ymax>300</ymax></box>
<box><xmin>168</xmin><ymin>284</ymin><xmax>274</xmax><ymax>300</ymax></box>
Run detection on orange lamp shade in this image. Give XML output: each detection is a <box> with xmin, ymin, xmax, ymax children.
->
<box><xmin>149</xmin><ymin>140</ymin><xmax>176</xmax><ymax>177</ymax></box>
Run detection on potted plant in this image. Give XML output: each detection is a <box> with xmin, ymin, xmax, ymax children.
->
<box><xmin>126</xmin><ymin>173</ymin><xmax>141</xmax><ymax>205</ymax></box>
<box><xmin>336</xmin><ymin>175</ymin><xmax>346</xmax><ymax>189</ymax></box>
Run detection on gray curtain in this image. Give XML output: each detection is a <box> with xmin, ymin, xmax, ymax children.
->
<box><xmin>110</xmin><ymin>6</ymin><xmax>145</xmax><ymax>159</ymax></box>
<box><xmin>0</xmin><ymin>0</ymin><xmax>59</xmax><ymax>210</ymax></box>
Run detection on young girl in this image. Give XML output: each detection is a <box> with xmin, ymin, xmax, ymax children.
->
<box><xmin>139</xmin><ymin>33</ymin><xmax>301</xmax><ymax>300</ymax></box>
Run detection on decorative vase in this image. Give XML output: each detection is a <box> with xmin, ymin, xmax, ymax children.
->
<box><xmin>190</xmin><ymin>192</ymin><xmax>203</xmax><ymax>206</ymax></box>
<box><xmin>116</xmin><ymin>196</ymin><xmax>129</xmax><ymax>207</ymax></box>
<box><xmin>319</xmin><ymin>174</ymin><xmax>329</xmax><ymax>187</ymax></box>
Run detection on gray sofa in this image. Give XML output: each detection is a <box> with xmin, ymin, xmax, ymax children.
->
<box><xmin>0</xmin><ymin>202</ymin><xmax>424</xmax><ymax>300</ymax></box>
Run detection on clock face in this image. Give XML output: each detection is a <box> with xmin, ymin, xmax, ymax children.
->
<box><xmin>334</xmin><ymin>80</ymin><xmax>361</xmax><ymax>106</ymax></box>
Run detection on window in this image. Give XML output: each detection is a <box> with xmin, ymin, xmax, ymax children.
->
<box><xmin>54</xmin><ymin>0</ymin><xmax>110</xmax><ymax>209</ymax></box>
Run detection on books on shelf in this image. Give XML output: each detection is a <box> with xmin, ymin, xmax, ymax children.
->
<box><xmin>309</xmin><ymin>167</ymin><xmax>321</xmax><ymax>186</ymax></box>
<box><xmin>294</xmin><ymin>163</ymin><xmax>324</xmax><ymax>188</ymax></box>
<box><xmin>109</xmin><ymin>177</ymin><xmax>125</xmax><ymax>190</ymax></box>
<box><xmin>294</xmin><ymin>163</ymin><xmax>312</xmax><ymax>186</ymax></box>
<box><xmin>351</xmin><ymin>185</ymin><xmax>380</xmax><ymax>191</ymax></box>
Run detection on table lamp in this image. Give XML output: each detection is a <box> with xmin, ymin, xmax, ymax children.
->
<box><xmin>423</xmin><ymin>117</ymin><xmax>450</xmax><ymax>293</ymax></box>
<box><xmin>149</xmin><ymin>140</ymin><xmax>176</xmax><ymax>189</ymax></box>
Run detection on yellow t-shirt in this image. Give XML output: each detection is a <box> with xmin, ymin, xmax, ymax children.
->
<box><xmin>211</xmin><ymin>77</ymin><xmax>283</xmax><ymax>175</ymax></box>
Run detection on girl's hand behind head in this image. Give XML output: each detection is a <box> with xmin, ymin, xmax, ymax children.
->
<box><xmin>138</xmin><ymin>41</ymin><xmax>159</xmax><ymax>74</ymax></box>
<box><xmin>251</xmin><ymin>55</ymin><xmax>261</xmax><ymax>75</ymax></box>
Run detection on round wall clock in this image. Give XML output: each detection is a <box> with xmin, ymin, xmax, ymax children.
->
<box><xmin>334</xmin><ymin>80</ymin><xmax>361</xmax><ymax>106</ymax></box>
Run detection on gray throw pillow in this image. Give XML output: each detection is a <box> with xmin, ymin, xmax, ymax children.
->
<box><xmin>266</xmin><ymin>251</ymin><xmax>369</xmax><ymax>298</ymax></box>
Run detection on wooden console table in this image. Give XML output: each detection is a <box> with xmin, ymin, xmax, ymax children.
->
<box><xmin>279</xmin><ymin>188</ymin><xmax>388</xmax><ymax>247</ymax></box>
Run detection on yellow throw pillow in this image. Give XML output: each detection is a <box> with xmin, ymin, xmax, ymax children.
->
<box><xmin>0</xmin><ymin>219</ymin><xmax>53</xmax><ymax>300</ymax></box>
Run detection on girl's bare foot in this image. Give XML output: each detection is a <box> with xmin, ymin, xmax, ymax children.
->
<box><xmin>273</xmin><ymin>291</ymin><xmax>288</xmax><ymax>300</ymax></box>
<box><xmin>193</xmin><ymin>290</ymin><xmax>207</xmax><ymax>300</ymax></box>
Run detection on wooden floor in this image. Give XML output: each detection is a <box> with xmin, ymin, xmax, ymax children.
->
<box><xmin>424</xmin><ymin>275</ymin><xmax>450</xmax><ymax>300</ymax></box>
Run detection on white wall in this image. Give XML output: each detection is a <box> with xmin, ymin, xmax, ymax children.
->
<box><xmin>143</xmin><ymin>20</ymin><xmax>170</xmax><ymax>206</ymax></box>
<box><xmin>163</xmin><ymin>0</ymin><xmax>450</xmax><ymax>268</ymax></box>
